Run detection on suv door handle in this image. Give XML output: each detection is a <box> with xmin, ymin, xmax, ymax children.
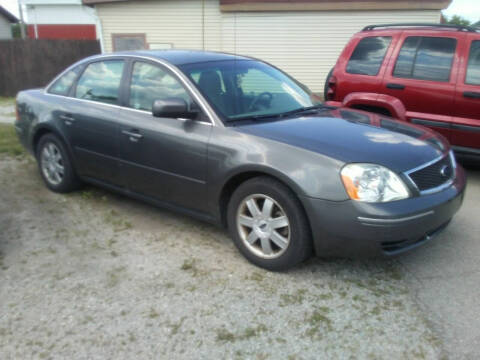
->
<box><xmin>386</xmin><ymin>83</ymin><xmax>405</xmax><ymax>90</ymax></box>
<box><xmin>463</xmin><ymin>91</ymin><xmax>480</xmax><ymax>99</ymax></box>
<box><xmin>122</xmin><ymin>129</ymin><xmax>143</xmax><ymax>142</ymax></box>
<box><xmin>59</xmin><ymin>113</ymin><xmax>75</xmax><ymax>125</ymax></box>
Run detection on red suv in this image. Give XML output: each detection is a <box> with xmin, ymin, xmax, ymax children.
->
<box><xmin>325</xmin><ymin>23</ymin><xmax>480</xmax><ymax>160</ymax></box>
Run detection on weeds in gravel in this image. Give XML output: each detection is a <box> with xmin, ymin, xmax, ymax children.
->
<box><xmin>216</xmin><ymin>328</ymin><xmax>235</xmax><ymax>343</ymax></box>
<box><xmin>104</xmin><ymin>209</ymin><xmax>133</xmax><ymax>232</ymax></box>
<box><xmin>305</xmin><ymin>308</ymin><xmax>333</xmax><ymax>338</ymax></box>
<box><xmin>105</xmin><ymin>266</ymin><xmax>126</xmax><ymax>287</ymax></box>
<box><xmin>246</xmin><ymin>271</ymin><xmax>265</xmax><ymax>282</ymax></box>
<box><xmin>215</xmin><ymin>324</ymin><xmax>268</xmax><ymax>343</ymax></box>
<box><xmin>279</xmin><ymin>289</ymin><xmax>307</xmax><ymax>306</ymax></box>
<box><xmin>0</xmin><ymin>123</ymin><xmax>25</xmax><ymax>158</ymax></box>
<box><xmin>180</xmin><ymin>258</ymin><xmax>201</xmax><ymax>277</ymax></box>
<box><xmin>167</xmin><ymin>316</ymin><xmax>186</xmax><ymax>335</ymax></box>
<box><xmin>148</xmin><ymin>308</ymin><xmax>160</xmax><ymax>319</ymax></box>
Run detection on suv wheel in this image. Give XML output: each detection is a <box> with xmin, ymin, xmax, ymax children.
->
<box><xmin>227</xmin><ymin>176</ymin><xmax>312</xmax><ymax>271</ymax></box>
<box><xmin>37</xmin><ymin>134</ymin><xmax>81</xmax><ymax>193</ymax></box>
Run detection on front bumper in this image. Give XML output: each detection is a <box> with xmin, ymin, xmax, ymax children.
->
<box><xmin>301</xmin><ymin>165</ymin><xmax>466</xmax><ymax>258</ymax></box>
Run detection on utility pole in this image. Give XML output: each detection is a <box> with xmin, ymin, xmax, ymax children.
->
<box><xmin>18</xmin><ymin>0</ymin><xmax>26</xmax><ymax>39</ymax></box>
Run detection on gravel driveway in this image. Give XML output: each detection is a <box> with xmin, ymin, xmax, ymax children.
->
<box><xmin>0</xmin><ymin>155</ymin><xmax>479</xmax><ymax>359</ymax></box>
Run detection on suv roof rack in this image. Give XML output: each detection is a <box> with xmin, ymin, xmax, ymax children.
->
<box><xmin>363</xmin><ymin>23</ymin><xmax>478</xmax><ymax>33</ymax></box>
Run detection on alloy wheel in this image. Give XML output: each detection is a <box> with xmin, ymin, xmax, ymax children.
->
<box><xmin>236</xmin><ymin>194</ymin><xmax>291</xmax><ymax>259</ymax></box>
<box><xmin>41</xmin><ymin>142</ymin><xmax>64</xmax><ymax>186</ymax></box>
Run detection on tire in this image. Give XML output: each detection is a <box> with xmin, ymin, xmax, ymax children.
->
<box><xmin>323</xmin><ymin>68</ymin><xmax>334</xmax><ymax>101</ymax></box>
<box><xmin>227</xmin><ymin>176</ymin><xmax>312</xmax><ymax>271</ymax></box>
<box><xmin>36</xmin><ymin>133</ymin><xmax>81</xmax><ymax>193</ymax></box>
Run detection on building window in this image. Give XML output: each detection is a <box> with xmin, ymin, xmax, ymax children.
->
<box><xmin>112</xmin><ymin>34</ymin><xmax>147</xmax><ymax>52</ymax></box>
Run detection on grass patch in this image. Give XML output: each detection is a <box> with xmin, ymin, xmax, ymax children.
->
<box><xmin>0</xmin><ymin>97</ymin><xmax>14</xmax><ymax>106</ymax></box>
<box><xmin>0</xmin><ymin>123</ymin><xmax>25</xmax><ymax>158</ymax></box>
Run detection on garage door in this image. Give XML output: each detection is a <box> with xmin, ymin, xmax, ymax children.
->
<box><xmin>220</xmin><ymin>10</ymin><xmax>441</xmax><ymax>93</ymax></box>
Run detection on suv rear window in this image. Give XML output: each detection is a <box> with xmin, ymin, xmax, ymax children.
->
<box><xmin>393</xmin><ymin>36</ymin><xmax>457</xmax><ymax>82</ymax></box>
<box><xmin>466</xmin><ymin>40</ymin><xmax>480</xmax><ymax>85</ymax></box>
<box><xmin>346</xmin><ymin>36</ymin><xmax>392</xmax><ymax>76</ymax></box>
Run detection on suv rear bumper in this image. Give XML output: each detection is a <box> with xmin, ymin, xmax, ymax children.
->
<box><xmin>301</xmin><ymin>165</ymin><xmax>466</xmax><ymax>258</ymax></box>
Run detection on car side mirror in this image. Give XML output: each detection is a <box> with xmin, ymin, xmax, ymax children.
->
<box><xmin>152</xmin><ymin>98</ymin><xmax>198</xmax><ymax>120</ymax></box>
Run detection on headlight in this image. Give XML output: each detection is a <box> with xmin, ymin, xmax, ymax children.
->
<box><xmin>341</xmin><ymin>164</ymin><xmax>410</xmax><ymax>203</ymax></box>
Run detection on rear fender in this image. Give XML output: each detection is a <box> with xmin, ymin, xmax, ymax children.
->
<box><xmin>341</xmin><ymin>92</ymin><xmax>407</xmax><ymax>121</ymax></box>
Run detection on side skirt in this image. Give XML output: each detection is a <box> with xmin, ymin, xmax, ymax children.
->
<box><xmin>80</xmin><ymin>176</ymin><xmax>221</xmax><ymax>226</ymax></box>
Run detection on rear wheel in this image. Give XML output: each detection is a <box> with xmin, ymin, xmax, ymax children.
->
<box><xmin>227</xmin><ymin>177</ymin><xmax>312</xmax><ymax>271</ymax></box>
<box><xmin>36</xmin><ymin>133</ymin><xmax>81</xmax><ymax>193</ymax></box>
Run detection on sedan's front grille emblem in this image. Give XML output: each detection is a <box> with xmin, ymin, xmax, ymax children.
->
<box><xmin>440</xmin><ymin>165</ymin><xmax>451</xmax><ymax>179</ymax></box>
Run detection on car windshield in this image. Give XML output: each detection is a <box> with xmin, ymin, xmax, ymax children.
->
<box><xmin>179</xmin><ymin>60</ymin><xmax>322</xmax><ymax>122</ymax></box>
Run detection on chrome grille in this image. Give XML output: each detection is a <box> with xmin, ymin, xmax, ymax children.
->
<box><xmin>406</xmin><ymin>152</ymin><xmax>456</xmax><ymax>193</ymax></box>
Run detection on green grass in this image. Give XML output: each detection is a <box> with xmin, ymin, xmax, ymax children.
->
<box><xmin>0</xmin><ymin>97</ymin><xmax>14</xmax><ymax>107</ymax></box>
<box><xmin>0</xmin><ymin>123</ymin><xmax>25</xmax><ymax>157</ymax></box>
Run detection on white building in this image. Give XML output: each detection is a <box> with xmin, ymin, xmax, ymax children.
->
<box><xmin>22</xmin><ymin>0</ymin><xmax>99</xmax><ymax>41</ymax></box>
<box><xmin>0</xmin><ymin>6</ymin><xmax>18</xmax><ymax>39</ymax></box>
<box><xmin>83</xmin><ymin>0</ymin><xmax>451</xmax><ymax>92</ymax></box>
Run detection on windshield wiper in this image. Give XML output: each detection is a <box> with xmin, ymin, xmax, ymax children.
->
<box><xmin>228</xmin><ymin>104</ymin><xmax>329</xmax><ymax>123</ymax></box>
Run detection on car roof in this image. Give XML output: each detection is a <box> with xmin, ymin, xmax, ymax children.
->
<box><xmin>106</xmin><ymin>49</ymin><xmax>253</xmax><ymax>65</ymax></box>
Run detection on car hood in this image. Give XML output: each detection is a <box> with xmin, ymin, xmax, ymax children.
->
<box><xmin>233</xmin><ymin>108</ymin><xmax>448</xmax><ymax>172</ymax></box>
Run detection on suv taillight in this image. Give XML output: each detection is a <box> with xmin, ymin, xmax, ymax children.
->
<box><xmin>326</xmin><ymin>75</ymin><xmax>337</xmax><ymax>101</ymax></box>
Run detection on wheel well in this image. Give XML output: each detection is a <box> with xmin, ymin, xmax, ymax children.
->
<box><xmin>351</xmin><ymin>105</ymin><xmax>392</xmax><ymax>117</ymax></box>
<box><xmin>32</xmin><ymin>128</ymin><xmax>52</xmax><ymax>155</ymax></box>
<box><xmin>218</xmin><ymin>171</ymin><xmax>311</xmax><ymax>235</ymax></box>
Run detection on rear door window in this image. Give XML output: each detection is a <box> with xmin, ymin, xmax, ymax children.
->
<box><xmin>466</xmin><ymin>40</ymin><xmax>480</xmax><ymax>85</ymax></box>
<box><xmin>75</xmin><ymin>60</ymin><xmax>125</xmax><ymax>105</ymax></box>
<box><xmin>346</xmin><ymin>36</ymin><xmax>392</xmax><ymax>76</ymax></box>
<box><xmin>48</xmin><ymin>66</ymin><xmax>82</xmax><ymax>96</ymax></box>
<box><xmin>393</xmin><ymin>36</ymin><xmax>457</xmax><ymax>82</ymax></box>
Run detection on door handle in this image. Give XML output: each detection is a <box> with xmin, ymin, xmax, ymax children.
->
<box><xmin>386</xmin><ymin>83</ymin><xmax>405</xmax><ymax>90</ymax></box>
<box><xmin>122</xmin><ymin>129</ymin><xmax>143</xmax><ymax>142</ymax></box>
<box><xmin>59</xmin><ymin>113</ymin><xmax>75</xmax><ymax>125</ymax></box>
<box><xmin>463</xmin><ymin>91</ymin><xmax>480</xmax><ymax>99</ymax></box>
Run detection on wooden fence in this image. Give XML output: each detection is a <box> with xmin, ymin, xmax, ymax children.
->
<box><xmin>0</xmin><ymin>39</ymin><xmax>101</xmax><ymax>97</ymax></box>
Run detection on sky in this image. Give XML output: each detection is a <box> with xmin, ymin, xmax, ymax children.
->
<box><xmin>0</xmin><ymin>0</ymin><xmax>479</xmax><ymax>23</ymax></box>
<box><xmin>443</xmin><ymin>0</ymin><xmax>480</xmax><ymax>22</ymax></box>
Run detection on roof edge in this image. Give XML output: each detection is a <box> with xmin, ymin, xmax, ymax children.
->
<box><xmin>0</xmin><ymin>6</ymin><xmax>19</xmax><ymax>23</ymax></box>
<box><xmin>220</xmin><ymin>0</ymin><xmax>452</xmax><ymax>12</ymax></box>
<box><xmin>83</xmin><ymin>0</ymin><xmax>127</xmax><ymax>4</ymax></box>
<box><xmin>81</xmin><ymin>0</ymin><xmax>452</xmax><ymax>11</ymax></box>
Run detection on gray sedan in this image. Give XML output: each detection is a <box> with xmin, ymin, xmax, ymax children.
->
<box><xmin>15</xmin><ymin>50</ymin><xmax>466</xmax><ymax>270</ymax></box>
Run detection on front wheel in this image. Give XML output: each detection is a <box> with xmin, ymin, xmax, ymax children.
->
<box><xmin>227</xmin><ymin>177</ymin><xmax>312</xmax><ymax>271</ymax></box>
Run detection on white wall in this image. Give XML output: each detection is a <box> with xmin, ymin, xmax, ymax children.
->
<box><xmin>24</xmin><ymin>4</ymin><xmax>96</xmax><ymax>25</ymax></box>
<box><xmin>221</xmin><ymin>10</ymin><xmax>441</xmax><ymax>92</ymax></box>
<box><xmin>0</xmin><ymin>16</ymin><xmax>12</xmax><ymax>39</ymax></box>
<box><xmin>96</xmin><ymin>0</ymin><xmax>441</xmax><ymax>92</ymax></box>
